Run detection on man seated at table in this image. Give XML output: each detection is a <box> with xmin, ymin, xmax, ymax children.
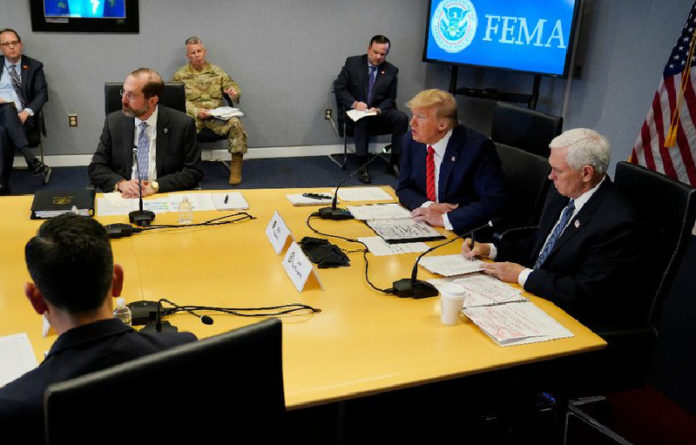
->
<box><xmin>88</xmin><ymin>68</ymin><xmax>203</xmax><ymax>198</ymax></box>
<box><xmin>0</xmin><ymin>214</ymin><xmax>197</xmax><ymax>442</ymax></box>
<box><xmin>396</xmin><ymin>89</ymin><xmax>507</xmax><ymax>234</ymax></box>
<box><xmin>171</xmin><ymin>36</ymin><xmax>248</xmax><ymax>185</ymax></box>
<box><xmin>463</xmin><ymin>128</ymin><xmax>643</xmax><ymax>325</ymax></box>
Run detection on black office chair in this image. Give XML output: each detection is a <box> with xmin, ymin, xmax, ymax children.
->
<box><xmin>562</xmin><ymin>162</ymin><xmax>696</xmax><ymax>443</ymax></box>
<box><xmin>495</xmin><ymin>143</ymin><xmax>551</xmax><ymax>229</ymax></box>
<box><xmin>329</xmin><ymin>90</ymin><xmax>392</xmax><ymax>170</ymax></box>
<box><xmin>491</xmin><ymin>101</ymin><xmax>563</xmax><ymax>158</ymax></box>
<box><xmin>104</xmin><ymin>82</ymin><xmax>186</xmax><ymax>115</ymax></box>
<box><xmin>44</xmin><ymin>318</ymin><xmax>285</xmax><ymax>444</ymax></box>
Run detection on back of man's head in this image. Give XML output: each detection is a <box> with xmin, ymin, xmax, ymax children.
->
<box><xmin>130</xmin><ymin>67</ymin><xmax>164</xmax><ymax>99</ymax></box>
<box><xmin>549</xmin><ymin>128</ymin><xmax>610</xmax><ymax>176</ymax></box>
<box><xmin>25</xmin><ymin>214</ymin><xmax>113</xmax><ymax>313</ymax></box>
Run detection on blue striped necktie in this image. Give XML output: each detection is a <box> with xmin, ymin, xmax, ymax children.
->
<box><xmin>136</xmin><ymin>122</ymin><xmax>149</xmax><ymax>181</ymax></box>
<box><xmin>367</xmin><ymin>65</ymin><xmax>377</xmax><ymax>105</ymax></box>
<box><xmin>9</xmin><ymin>65</ymin><xmax>25</xmax><ymax>109</ymax></box>
<box><xmin>534</xmin><ymin>199</ymin><xmax>575</xmax><ymax>269</ymax></box>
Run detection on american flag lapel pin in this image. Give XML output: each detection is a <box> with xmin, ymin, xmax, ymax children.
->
<box><xmin>451</xmin><ymin>156</ymin><xmax>455</xmax><ymax>162</ymax></box>
<box><xmin>574</xmin><ymin>219</ymin><xmax>580</xmax><ymax>228</ymax></box>
<box><xmin>163</xmin><ymin>128</ymin><xmax>168</xmax><ymax>134</ymax></box>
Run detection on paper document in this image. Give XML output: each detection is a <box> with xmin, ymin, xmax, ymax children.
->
<box><xmin>428</xmin><ymin>274</ymin><xmax>526</xmax><ymax>307</ymax></box>
<box><xmin>211</xmin><ymin>192</ymin><xmax>249</xmax><ymax>210</ymax></box>
<box><xmin>209</xmin><ymin>106</ymin><xmax>245</xmax><ymax>120</ymax></box>
<box><xmin>366</xmin><ymin>218</ymin><xmax>445</xmax><ymax>244</ymax></box>
<box><xmin>419</xmin><ymin>254</ymin><xmax>484</xmax><ymax>276</ymax></box>
<box><xmin>358</xmin><ymin>236</ymin><xmax>429</xmax><ymax>256</ymax></box>
<box><xmin>168</xmin><ymin>193</ymin><xmax>217</xmax><ymax>211</ymax></box>
<box><xmin>97</xmin><ymin>193</ymin><xmax>172</xmax><ymax>216</ymax></box>
<box><xmin>463</xmin><ymin>301</ymin><xmax>574</xmax><ymax>346</ymax></box>
<box><xmin>0</xmin><ymin>333</ymin><xmax>38</xmax><ymax>387</ymax></box>
<box><xmin>337</xmin><ymin>187</ymin><xmax>392</xmax><ymax>202</ymax></box>
<box><xmin>347</xmin><ymin>203</ymin><xmax>411</xmax><ymax>220</ymax></box>
<box><xmin>286</xmin><ymin>193</ymin><xmax>334</xmax><ymax>206</ymax></box>
<box><xmin>346</xmin><ymin>109</ymin><xmax>377</xmax><ymax>122</ymax></box>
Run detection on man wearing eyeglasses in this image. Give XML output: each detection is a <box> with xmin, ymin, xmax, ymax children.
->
<box><xmin>0</xmin><ymin>28</ymin><xmax>52</xmax><ymax>195</ymax></box>
<box><xmin>88</xmin><ymin>68</ymin><xmax>203</xmax><ymax>198</ymax></box>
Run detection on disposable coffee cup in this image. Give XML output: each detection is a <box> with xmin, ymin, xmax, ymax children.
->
<box><xmin>440</xmin><ymin>283</ymin><xmax>467</xmax><ymax>325</ymax></box>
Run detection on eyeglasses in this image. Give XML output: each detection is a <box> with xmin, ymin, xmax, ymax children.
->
<box><xmin>0</xmin><ymin>40</ymin><xmax>20</xmax><ymax>47</ymax></box>
<box><xmin>119</xmin><ymin>89</ymin><xmax>141</xmax><ymax>101</ymax></box>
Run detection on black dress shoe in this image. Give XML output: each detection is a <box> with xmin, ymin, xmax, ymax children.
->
<box><xmin>358</xmin><ymin>167</ymin><xmax>372</xmax><ymax>184</ymax></box>
<box><xmin>27</xmin><ymin>158</ymin><xmax>52</xmax><ymax>184</ymax></box>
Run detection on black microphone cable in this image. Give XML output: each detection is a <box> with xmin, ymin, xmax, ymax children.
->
<box><xmin>157</xmin><ymin>297</ymin><xmax>321</xmax><ymax>323</ymax></box>
<box><xmin>306</xmin><ymin>212</ymin><xmax>393</xmax><ymax>294</ymax></box>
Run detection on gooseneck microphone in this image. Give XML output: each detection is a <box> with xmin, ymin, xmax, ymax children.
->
<box><xmin>128</xmin><ymin>147</ymin><xmax>156</xmax><ymax>226</ymax></box>
<box><xmin>318</xmin><ymin>155</ymin><xmax>381</xmax><ymax>220</ymax></box>
<box><xmin>391</xmin><ymin>219</ymin><xmax>499</xmax><ymax>299</ymax></box>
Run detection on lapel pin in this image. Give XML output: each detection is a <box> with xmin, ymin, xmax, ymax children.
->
<box><xmin>163</xmin><ymin>128</ymin><xmax>168</xmax><ymax>134</ymax></box>
<box><xmin>451</xmin><ymin>156</ymin><xmax>455</xmax><ymax>162</ymax></box>
<box><xmin>574</xmin><ymin>220</ymin><xmax>580</xmax><ymax>228</ymax></box>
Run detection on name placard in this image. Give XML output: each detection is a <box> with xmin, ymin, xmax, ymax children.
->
<box><xmin>282</xmin><ymin>241</ymin><xmax>322</xmax><ymax>292</ymax></box>
<box><xmin>266</xmin><ymin>211</ymin><xmax>292</xmax><ymax>254</ymax></box>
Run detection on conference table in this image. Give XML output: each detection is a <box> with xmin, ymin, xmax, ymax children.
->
<box><xmin>0</xmin><ymin>187</ymin><xmax>606</xmax><ymax>410</ymax></box>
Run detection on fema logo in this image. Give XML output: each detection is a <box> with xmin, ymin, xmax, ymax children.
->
<box><xmin>431</xmin><ymin>0</ymin><xmax>478</xmax><ymax>53</ymax></box>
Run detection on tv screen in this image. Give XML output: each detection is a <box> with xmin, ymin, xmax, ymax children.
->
<box><xmin>30</xmin><ymin>0</ymin><xmax>139</xmax><ymax>33</ymax></box>
<box><xmin>423</xmin><ymin>0</ymin><xmax>581</xmax><ymax>77</ymax></box>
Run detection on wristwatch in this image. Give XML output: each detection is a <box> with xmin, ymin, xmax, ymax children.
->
<box><xmin>151</xmin><ymin>180</ymin><xmax>160</xmax><ymax>193</ymax></box>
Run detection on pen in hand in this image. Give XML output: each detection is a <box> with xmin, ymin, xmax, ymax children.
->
<box><xmin>468</xmin><ymin>235</ymin><xmax>475</xmax><ymax>261</ymax></box>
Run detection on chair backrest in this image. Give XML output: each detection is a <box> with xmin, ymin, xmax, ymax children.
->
<box><xmin>495</xmin><ymin>143</ymin><xmax>551</xmax><ymax>228</ymax></box>
<box><xmin>614</xmin><ymin>161</ymin><xmax>696</xmax><ymax>325</ymax></box>
<box><xmin>44</xmin><ymin>318</ymin><xmax>285</xmax><ymax>444</ymax></box>
<box><xmin>104</xmin><ymin>82</ymin><xmax>186</xmax><ymax>115</ymax></box>
<box><xmin>491</xmin><ymin>102</ymin><xmax>563</xmax><ymax>158</ymax></box>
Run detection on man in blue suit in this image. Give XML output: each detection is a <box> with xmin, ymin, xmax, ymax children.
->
<box><xmin>335</xmin><ymin>35</ymin><xmax>408</xmax><ymax>183</ymax></box>
<box><xmin>0</xmin><ymin>28</ymin><xmax>52</xmax><ymax>194</ymax></box>
<box><xmin>396</xmin><ymin>89</ymin><xmax>507</xmax><ymax>234</ymax></box>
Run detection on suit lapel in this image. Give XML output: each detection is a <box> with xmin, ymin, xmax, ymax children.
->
<box><xmin>437</xmin><ymin>128</ymin><xmax>462</xmax><ymax>200</ymax></box>
<box><xmin>547</xmin><ymin>179</ymin><xmax>612</xmax><ymax>256</ymax></box>
<box><xmin>122</xmin><ymin>116</ymin><xmax>135</xmax><ymax>179</ymax></box>
<box><xmin>19</xmin><ymin>56</ymin><xmax>29</xmax><ymax>95</ymax></box>
<box><xmin>156</xmin><ymin>106</ymin><xmax>170</xmax><ymax>176</ymax></box>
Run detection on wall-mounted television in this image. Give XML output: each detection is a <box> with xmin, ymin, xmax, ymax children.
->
<box><xmin>29</xmin><ymin>0</ymin><xmax>139</xmax><ymax>33</ymax></box>
<box><xmin>423</xmin><ymin>0</ymin><xmax>581</xmax><ymax>77</ymax></box>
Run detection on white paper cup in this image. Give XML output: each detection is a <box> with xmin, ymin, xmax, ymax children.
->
<box><xmin>440</xmin><ymin>283</ymin><xmax>467</xmax><ymax>325</ymax></box>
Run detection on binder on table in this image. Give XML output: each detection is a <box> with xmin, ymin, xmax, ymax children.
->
<box><xmin>30</xmin><ymin>189</ymin><xmax>95</xmax><ymax>219</ymax></box>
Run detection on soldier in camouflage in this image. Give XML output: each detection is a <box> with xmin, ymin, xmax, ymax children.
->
<box><xmin>172</xmin><ymin>36</ymin><xmax>248</xmax><ymax>185</ymax></box>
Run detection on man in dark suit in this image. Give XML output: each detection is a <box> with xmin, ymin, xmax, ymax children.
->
<box><xmin>0</xmin><ymin>214</ymin><xmax>197</xmax><ymax>443</ymax></box>
<box><xmin>464</xmin><ymin>128</ymin><xmax>642</xmax><ymax>325</ymax></box>
<box><xmin>0</xmin><ymin>28</ymin><xmax>52</xmax><ymax>194</ymax></box>
<box><xmin>334</xmin><ymin>35</ymin><xmax>408</xmax><ymax>183</ymax></box>
<box><xmin>397</xmin><ymin>89</ymin><xmax>507</xmax><ymax>234</ymax></box>
<box><xmin>88</xmin><ymin>68</ymin><xmax>203</xmax><ymax>197</ymax></box>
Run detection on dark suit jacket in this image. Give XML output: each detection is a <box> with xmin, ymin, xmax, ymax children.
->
<box><xmin>334</xmin><ymin>54</ymin><xmax>399</xmax><ymax>111</ymax></box>
<box><xmin>88</xmin><ymin>105</ymin><xmax>203</xmax><ymax>192</ymax></box>
<box><xmin>396</xmin><ymin>125</ymin><xmax>507</xmax><ymax>234</ymax></box>
<box><xmin>0</xmin><ymin>55</ymin><xmax>48</xmax><ymax>129</ymax></box>
<box><xmin>0</xmin><ymin>319</ymin><xmax>196</xmax><ymax>444</ymax></box>
<box><xmin>496</xmin><ymin>178</ymin><xmax>643</xmax><ymax>324</ymax></box>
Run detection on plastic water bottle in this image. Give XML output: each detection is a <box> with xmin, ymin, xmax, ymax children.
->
<box><xmin>178</xmin><ymin>197</ymin><xmax>194</xmax><ymax>224</ymax></box>
<box><xmin>113</xmin><ymin>297</ymin><xmax>132</xmax><ymax>326</ymax></box>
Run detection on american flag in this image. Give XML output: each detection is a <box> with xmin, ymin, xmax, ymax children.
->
<box><xmin>631</xmin><ymin>1</ymin><xmax>696</xmax><ymax>186</ymax></box>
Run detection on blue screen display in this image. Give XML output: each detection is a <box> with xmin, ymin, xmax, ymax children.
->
<box><xmin>44</xmin><ymin>0</ymin><xmax>126</xmax><ymax>19</ymax></box>
<box><xmin>424</xmin><ymin>0</ymin><xmax>579</xmax><ymax>77</ymax></box>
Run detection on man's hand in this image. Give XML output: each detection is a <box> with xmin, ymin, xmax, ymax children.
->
<box><xmin>462</xmin><ymin>238</ymin><xmax>491</xmax><ymax>259</ymax></box>
<box><xmin>139</xmin><ymin>181</ymin><xmax>156</xmax><ymax>197</ymax></box>
<box><xmin>368</xmin><ymin>107</ymin><xmax>381</xmax><ymax>114</ymax></box>
<box><xmin>480</xmin><ymin>262</ymin><xmax>524</xmax><ymax>283</ymax></box>
<box><xmin>411</xmin><ymin>202</ymin><xmax>458</xmax><ymax>227</ymax></box>
<box><xmin>117</xmin><ymin>179</ymin><xmax>141</xmax><ymax>199</ymax></box>
<box><xmin>197</xmin><ymin>108</ymin><xmax>211</xmax><ymax>120</ymax></box>
<box><xmin>18</xmin><ymin>110</ymin><xmax>29</xmax><ymax>124</ymax></box>
<box><xmin>224</xmin><ymin>87</ymin><xmax>238</xmax><ymax>101</ymax></box>
<box><xmin>353</xmin><ymin>101</ymin><xmax>368</xmax><ymax>111</ymax></box>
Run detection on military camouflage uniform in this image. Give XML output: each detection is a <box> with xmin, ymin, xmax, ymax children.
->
<box><xmin>171</xmin><ymin>62</ymin><xmax>248</xmax><ymax>154</ymax></box>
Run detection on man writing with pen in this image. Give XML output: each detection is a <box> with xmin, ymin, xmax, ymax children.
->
<box><xmin>88</xmin><ymin>68</ymin><xmax>203</xmax><ymax>198</ymax></box>
<box><xmin>462</xmin><ymin>128</ymin><xmax>644</xmax><ymax>326</ymax></box>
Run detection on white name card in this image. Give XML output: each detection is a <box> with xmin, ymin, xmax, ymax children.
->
<box><xmin>266</xmin><ymin>211</ymin><xmax>292</xmax><ymax>254</ymax></box>
<box><xmin>282</xmin><ymin>241</ymin><xmax>322</xmax><ymax>292</ymax></box>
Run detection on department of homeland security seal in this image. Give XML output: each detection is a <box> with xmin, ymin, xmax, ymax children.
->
<box><xmin>431</xmin><ymin>0</ymin><xmax>478</xmax><ymax>53</ymax></box>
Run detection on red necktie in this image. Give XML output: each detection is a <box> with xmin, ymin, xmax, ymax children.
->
<box><xmin>426</xmin><ymin>146</ymin><xmax>436</xmax><ymax>202</ymax></box>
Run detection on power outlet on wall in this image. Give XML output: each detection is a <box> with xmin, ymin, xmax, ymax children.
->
<box><xmin>324</xmin><ymin>109</ymin><xmax>332</xmax><ymax>120</ymax></box>
<box><xmin>68</xmin><ymin>114</ymin><xmax>78</xmax><ymax>127</ymax></box>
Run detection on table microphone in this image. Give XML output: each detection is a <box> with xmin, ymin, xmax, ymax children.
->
<box><xmin>128</xmin><ymin>147</ymin><xmax>155</xmax><ymax>227</ymax></box>
<box><xmin>319</xmin><ymin>155</ymin><xmax>381</xmax><ymax>220</ymax></box>
<box><xmin>391</xmin><ymin>219</ymin><xmax>500</xmax><ymax>299</ymax></box>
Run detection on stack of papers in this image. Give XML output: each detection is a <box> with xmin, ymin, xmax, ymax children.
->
<box><xmin>357</xmin><ymin>236</ymin><xmax>429</xmax><ymax>256</ymax></box>
<box><xmin>346</xmin><ymin>203</ymin><xmax>411</xmax><ymax>220</ymax></box>
<box><xmin>346</xmin><ymin>109</ymin><xmax>377</xmax><ymax>122</ymax></box>
<box><xmin>419</xmin><ymin>254</ymin><xmax>484</xmax><ymax>276</ymax></box>
<box><xmin>0</xmin><ymin>333</ymin><xmax>38</xmax><ymax>386</ymax></box>
<box><xmin>366</xmin><ymin>218</ymin><xmax>445</xmax><ymax>244</ymax></box>
<box><xmin>97</xmin><ymin>192</ymin><xmax>249</xmax><ymax>216</ymax></box>
<box><xmin>428</xmin><ymin>274</ymin><xmax>526</xmax><ymax>307</ymax></box>
<box><xmin>209</xmin><ymin>106</ymin><xmax>245</xmax><ymax>120</ymax></box>
<box><xmin>337</xmin><ymin>187</ymin><xmax>392</xmax><ymax>202</ymax></box>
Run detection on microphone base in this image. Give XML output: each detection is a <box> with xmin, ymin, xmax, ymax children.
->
<box><xmin>129</xmin><ymin>209</ymin><xmax>155</xmax><ymax>226</ymax></box>
<box><xmin>140</xmin><ymin>321</ymin><xmax>179</xmax><ymax>334</ymax></box>
<box><xmin>318</xmin><ymin>206</ymin><xmax>354</xmax><ymax>220</ymax></box>
<box><xmin>392</xmin><ymin>279</ymin><xmax>439</xmax><ymax>299</ymax></box>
